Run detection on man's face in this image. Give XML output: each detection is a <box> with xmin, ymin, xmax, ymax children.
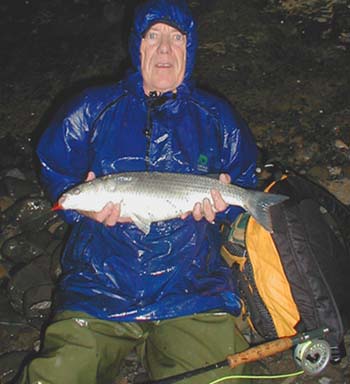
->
<box><xmin>140</xmin><ymin>23</ymin><xmax>187</xmax><ymax>95</ymax></box>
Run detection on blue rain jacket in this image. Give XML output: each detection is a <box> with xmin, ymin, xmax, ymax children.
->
<box><xmin>37</xmin><ymin>0</ymin><xmax>257</xmax><ymax>321</ymax></box>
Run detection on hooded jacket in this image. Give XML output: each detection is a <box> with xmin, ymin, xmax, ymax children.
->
<box><xmin>37</xmin><ymin>0</ymin><xmax>257</xmax><ymax>321</ymax></box>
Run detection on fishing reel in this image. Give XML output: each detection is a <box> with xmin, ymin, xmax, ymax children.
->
<box><xmin>140</xmin><ymin>327</ymin><xmax>333</xmax><ymax>384</ymax></box>
<box><xmin>293</xmin><ymin>338</ymin><xmax>331</xmax><ymax>375</ymax></box>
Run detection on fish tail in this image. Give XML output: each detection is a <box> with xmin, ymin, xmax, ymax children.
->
<box><xmin>245</xmin><ymin>191</ymin><xmax>289</xmax><ymax>233</ymax></box>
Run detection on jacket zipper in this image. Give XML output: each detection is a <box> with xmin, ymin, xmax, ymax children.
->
<box><xmin>145</xmin><ymin>95</ymin><xmax>154</xmax><ymax>169</ymax></box>
<box><xmin>145</xmin><ymin>91</ymin><xmax>164</xmax><ymax>170</ymax></box>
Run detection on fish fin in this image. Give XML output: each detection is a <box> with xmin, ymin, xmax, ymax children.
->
<box><xmin>245</xmin><ymin>192</ymin><xmax>289</xmax><ymax>233</ymax></box>
<box><xmin>131</xmin><ymin>214</ymin><xmax>152</xmax><ymax>235</ymax></box>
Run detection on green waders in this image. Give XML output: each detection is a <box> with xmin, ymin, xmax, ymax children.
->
<box><xmin>18</xmin><ymin>311</ymin><xmax>250</xmax><ymax>384</ymax></box>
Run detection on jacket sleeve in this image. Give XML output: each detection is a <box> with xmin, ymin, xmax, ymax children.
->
<box><xmin>36</xmin><ymin>93</ymin><xmax>93</xmax><ymax>224</ymax></box>
<box><xmin>216</xmin><ymin>101</ymin><xmax>258</xmax><ymax>223</ymax></box>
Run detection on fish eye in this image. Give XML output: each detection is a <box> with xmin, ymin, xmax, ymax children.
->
<box><xmin>73</xmin><ymin>188</ymin><xmax>81</xmax><ymax>195</ymax></box>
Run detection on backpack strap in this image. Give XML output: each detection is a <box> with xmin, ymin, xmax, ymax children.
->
<box><xmin>220</xmin><ymin>212</ymin><xmax>249</xmax><ymax>269</ymax></box>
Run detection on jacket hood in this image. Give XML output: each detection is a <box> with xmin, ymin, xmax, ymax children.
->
<box><xmin>129</xmin><ymin>0</ymin><xmax>198</xmax><ymax>82</ymax></box>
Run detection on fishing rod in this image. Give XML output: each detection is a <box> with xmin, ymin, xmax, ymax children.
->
<box><xmin>140</xmin><ymin>327</ymin><xmax>330</xmax><ymax>384</ymax></box>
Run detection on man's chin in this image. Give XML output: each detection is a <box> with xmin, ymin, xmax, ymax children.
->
<box><xmin>150</xmin><ymin>78</ymin><xmax>182</xmax><ymax>94</ymax></box>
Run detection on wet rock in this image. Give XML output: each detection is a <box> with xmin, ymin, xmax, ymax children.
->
<box><xmin>0</xmin><ymin>196</ymin><xmax>15</xmax><ymax>213</ymax></box>
<box><xmin>1</xmin><ymin>230</ymin><xmax>54</xmax><ymax>264</ymax></box>
<box><xmin>0</xmin><ymin>291</ymin><xmax>25</xmax><ymax>325</ymax></box>
<box><xmin>0</xmin><ymin>265</ymin><xmax>9</xmax><ymax>282</ymax></box>
<box><xmin>1</xmin><ymin>230</ymin><xmax>52</xmax><ymax>264</ymax></box>
<box><xmin>0</xmin><ymin>351</ymin><xmax>29</xmax><ymax>384</ymax></box>
<box><xmin>307</xmin><ymin>165</ymin><xmax>330</xmax><ymax>180</ymax></box>
<box><xmin>294</xmin><ymin>142</ymin><xmax>321</xmax><ymax>165</ymax></box>
<box><xmin>342</xmin><ymin>165</ymin><xmax>350</xmax><ymax>179</ymax></box>
<box><xmin>23</xmin><ymin>283</ymin><xmax>54</xmax><ymax>320</ymax></box>
<box><xmin>278</xmin><ymin>0</ymin><xmax>335</xmax><ymax>21</ymax></box>
<box><xmin>0</xmin><ymin>226</ymin><xmax>19</xmax><ymax>259</ymax></box>
<box><xmin>0</xmin><ymin>135</ymin><xmax>33</xmax><ymax>171</ymax></box>
<box><xmin>7</xmin><ymin>254</ymin><xmax>54</xmax><ymax>317</ymax></box>
<box><xmin>319</xmin><ymin>177</ymin><xmax>350</xmax><ymax>205</ymax></box>
<box><xmin>0</xmin><ymin>264</ymin><xmax>10</xmax><ymax>290</ymax></box>
<box><xmin>199</xmin><ymin>41</ymin><xmax>227</xmax><ymax>55</ymax></box>
<box><xmin>338</xmin><ymin>32</ymin><xmax>350</xmax><ymax>45</ymax></box>
<box><xmin>0</xmin><ymin>322</ymin><xmax>39</xmax><ymax>356</ymax></box>
<box><xmin>48</xmin><ymin>220</ymin><xmax>69</xmax><ymax>239</ymax></box>
<box><xmin>0</xmin><ymin>181</ymin><xmax>8</xmax><ymax>197</ymax></box>
<box><xmin>301</xmin><ymin>362</ymin><xmax>345</xmax><ymax>383</ymax></box>
<box><xmin>49</xmin><ymin>242</ymin><xmax>64</xmax><ymax>282</ymax></box>
<box><xmin>3</xmin><ymin>168</ymin><xmax>26</xmax><ymax>181</ymax></box>
<box><xmin>0</xmin><ymin>198</ymin><xmax>59</xmax><ymax>252</ymax></box>
<box><xmin>334</xmin><ymin>139</ymin><xmax>349</xmax><ymax>150</ymax></box>
<box><xmin>0</xmin><ymin>197</ymin><xmax>56</xmax><ymax>232</ymax></box>
<box><xmin>2</xmin><ymin>176</ymin><xmax>42</xmax><ymax>200</ymax></box>
<box><xmin>120</xmin><ymin>351</ymin><xmax>148</xmax><ymax>384</ymax></box>
<box><xmin>327</xmin><ymin>166</ymin><xmax>343</xmax><ymax>178</ymax></box>
<box><xmin>0</xmin><ymin>293</ymin><xmax>40</xmax><ymax>382</ymax></box>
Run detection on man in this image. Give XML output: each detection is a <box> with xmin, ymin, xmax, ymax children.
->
<box><xmin>19</xmin><ymin>0</ymin><xmax>257</xmax><ymax>383</ymax></box>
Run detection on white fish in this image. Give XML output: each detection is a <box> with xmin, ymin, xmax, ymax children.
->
<box><xmin>53</xmin><ymin>172</ymin><xmax>288</xmax><ymax>234</ymax></box>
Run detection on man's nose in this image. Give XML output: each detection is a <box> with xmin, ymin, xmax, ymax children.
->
<box><xmin>158</xmin><ymin>35</ymin><xmax>171</xmax><ymax>53</ymax></box>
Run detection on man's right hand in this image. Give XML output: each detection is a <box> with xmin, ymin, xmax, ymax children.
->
<box><xmin>77</xmin><ymin>171</ymin><xmax>132</xmax><ymax>226</ymax></box>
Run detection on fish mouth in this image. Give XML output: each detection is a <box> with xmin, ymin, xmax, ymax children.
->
<box><xmin>52</xmin><ymin>195</ymin><xmax>66</xmax><ymax>211</ymax></box>
<box><xmin>52</xmin><ymin>202</ymin><xmax>63</xmax><ymax>211</ymax></box>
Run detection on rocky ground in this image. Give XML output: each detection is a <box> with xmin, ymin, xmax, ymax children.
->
<box><xmin>0</xmin><ymin>0</ymin><xmax>350</xmax><ymax>383</ymax></box>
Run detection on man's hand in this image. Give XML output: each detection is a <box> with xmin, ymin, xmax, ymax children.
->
<box><xmin>78</xmin><ymin>171</ymin><xmax>132</xmax><ymax>226</ymax></box>
<box><xmin>180</xmin><ymin>173</ymin><xmax>231</xmax><ymax>223</ymax></box>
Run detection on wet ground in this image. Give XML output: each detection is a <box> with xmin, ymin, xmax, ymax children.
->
<box><xmin>0</xmin><ymin>0</ymin><xmax>350</xmax><ymax>383</ymax></box>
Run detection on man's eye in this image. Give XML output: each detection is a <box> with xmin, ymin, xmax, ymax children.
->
<box><xmin>173</xmin><ymin>34</ymin><xmax>184</xmax><ymax>41</ymax></box>
<box><xmin>148</xmin><ymin>32</ymin><xmax>157</xmax><ymax>39</ymax></box>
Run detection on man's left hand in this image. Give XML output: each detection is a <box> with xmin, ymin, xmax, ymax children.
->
<box><xmin>180</xmin><ymin>173</ymin><xmax>230</xmax><ymax>223</ymax></box>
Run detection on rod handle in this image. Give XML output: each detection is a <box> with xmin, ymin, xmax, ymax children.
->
<box><xmin>227</xmin><ymin>338</ymin><xmax>293</xmax><ymax>369</ymax></box>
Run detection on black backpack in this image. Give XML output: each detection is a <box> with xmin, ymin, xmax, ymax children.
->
<box><xmin>221</xmin><ymin>167</ymin><xmax>350</xmax><ymax>362</ymax></box>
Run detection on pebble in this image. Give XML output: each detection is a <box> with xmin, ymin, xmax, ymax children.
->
<box><xmin>327</xmin><ymin>166</ymin><xmax>343</xmax><ymax>178</ymax></box>
<box><xmin>320</xmin><ymin>178</ymin><xmax>350</xmax><ymax>205</ymax></box>
<box><xmin>319</xmin><ymin>378</ymin><xmax>332</xmax><ymax>384</ymax></box>
<box><xmin>334</xmin><ymin>139</ymin><xmax>349</xmax><ymax>150</ymax></box>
